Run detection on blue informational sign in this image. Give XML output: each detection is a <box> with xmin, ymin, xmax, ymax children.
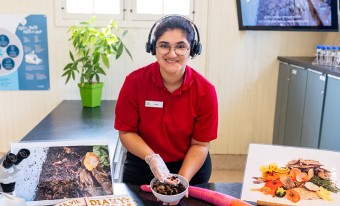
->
<box><xmin>0</xmin><ymin>14</ymin><xmax>50</xmax><ymax>90</ymax></box>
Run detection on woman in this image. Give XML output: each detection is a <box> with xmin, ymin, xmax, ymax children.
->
<box><xmin>114</xmin><ymin>15</ymin><xmax>218</xmax><ymax>186</ymax></box>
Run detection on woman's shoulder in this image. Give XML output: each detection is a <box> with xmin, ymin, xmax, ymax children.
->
<box><xmin>187</xmin><ymin>66</ymin><xmax>215</xmax><ymax>89</ymax></box>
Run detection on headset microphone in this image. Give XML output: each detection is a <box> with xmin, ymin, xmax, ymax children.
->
<box><xmin>145</xmin><ymin>15</ymin><xmax>202</xmax><ymax>58</ymax></box>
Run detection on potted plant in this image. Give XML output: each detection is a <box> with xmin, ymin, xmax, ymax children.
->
<box><xmin>62</xmin><ymin>16</ymin><xmax>132</xmax><ymax>107</ymax></box>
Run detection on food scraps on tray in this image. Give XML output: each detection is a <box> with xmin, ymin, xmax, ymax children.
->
<box><xmin>251</xmin><ymin>158</ymin><xmax>340</xmax><ymax>203</ymax></box>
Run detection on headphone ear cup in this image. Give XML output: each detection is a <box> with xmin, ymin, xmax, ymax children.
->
<box><xmin>195</xmin><ymin>42</ymin><xmax>202</xmax><ymax>55</ymax></box>
<box><xmin>146</xmin><ymin>42</ymin><xmax>151</xmax><ymax>53</ymax></box>
<box><xmin>150</xmin><ymin>40</ymin><xmax>156</xmax><ymax>55</ymax></box>
<box><xmin>190</xmin><ymin>40</ymin><xmax>197</xmax><ymax>57</ymax></box>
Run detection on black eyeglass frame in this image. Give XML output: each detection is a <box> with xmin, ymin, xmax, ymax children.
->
<box><xmin>155</xmin><ymin>44</ymin><xmax>190</xmax><ymax>56</ymax></box>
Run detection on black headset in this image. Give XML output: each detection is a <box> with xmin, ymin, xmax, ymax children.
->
<box><xmin>145</xmin><ymin>15</ymin><xmax>202</xmax><ymax>58</ymax></box>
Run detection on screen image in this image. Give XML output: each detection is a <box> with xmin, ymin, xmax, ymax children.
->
<box><xmin>236</xmin><ymin>0</ymin><xmax>339</xmax><ymax>31</ymax></box>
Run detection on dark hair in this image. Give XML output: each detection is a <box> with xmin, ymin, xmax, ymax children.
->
<box><xmin>154</xmin><ymin>16</ymin><xmax>195</xmax><ymax>45</ymax></box>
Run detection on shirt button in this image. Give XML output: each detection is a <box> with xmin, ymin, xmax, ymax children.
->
<box><xmin>165</xmin><ymin>108</ymin><xmax>170</xmax><ymax>112</ymax></box>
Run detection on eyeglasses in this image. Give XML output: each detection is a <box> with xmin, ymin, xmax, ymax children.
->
<box><xmin>156</xmin><ymin>43</ymin><xmax>190</xmax><ymax>56</ymax></box>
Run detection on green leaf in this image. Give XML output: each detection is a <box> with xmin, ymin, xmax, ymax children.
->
<box><xmin>61</xmin><ymin>70</ymin><xmax>70</xmax><ymax>77</ymax></box>
<box><xmin>80</xmin><ymin>75</ymin><xmax>84</xmax><ymax>84</ymax></box>
<box><xmin>110</xmin><ymin>20</ymin><xmax>117</xmax><ymax>29</ymax></box>
<box><xmin>93</xmin><ymin>52</ymin><xmax>100</xmax><ymax>64</ymax></box>
<box><xmin>97</xmin><ymin>66</ymin><xmax>106</xmax><ymax>75</ymax></box>
<box><xmin>63</xmin><ymin>63</ymin><xmax>73</xmax><ymax>71</ymax></box>
<box><xmin>90</xmin><ymin>15</ymin><xmax>96</xmax><ymax>24</ymax></box>
<box><xmin>116</xmin><ymin>42</ymin><xmax>123</xmax><ymax>59</ymax></box>
<box><xmin>123</xmin><ymin>44</ymin><xmax>133</xmax><ymax>60</ymax></box>
<box><xmin>69</xmin><ymin>51</ymin><xmax>75</xmax><ymax>62</ymax></box>
<box><xmin>111</xmin><ymin>44</ymin><xmax>118</xmax><ymax>53</ymax></box>
<box><xmin>79</xmin><ymin>21</ymin><xmax>89</xmax><ymax>26</ymax></box>
<box><xmin>107</xmin><ymin>35</ymin><xmax>118</xmax><ymax>44</ymax></box>
<box><xmin>63</xmin><ymin>16</ymin><xmax>133</xmax><ymax>84</ymax></box>
<box><xmin>71</xmin><ymin>70</ymin><xmax>75</xmax><ymax>80</ymax></box>
<box><xmin>65</xmin><ymin>74</ymin><xmax>71</xmax><ymax>84</ymax></box>
<box><xmin>101</xmin><ymin>54</ymin><xmax>110</xmax><ymax>68</ymax></box>
<box><xmin>85</xmin><ymin>68</ymin><xmax>92</xmax><ymax>80</ymax></box>
<box><xmin>122</xmin><ymin>30</ymin><xmax>128</xmax><ymax>37</ymax></box>
<box><xmin>70</xmin><ymin>63</ymin><xmax>79</xmax><ymax>73</ymax></box>
<box><xmin>95</xmin><ymin>74</ymin><xmax>100</xmax><ymax>82</ymax></box>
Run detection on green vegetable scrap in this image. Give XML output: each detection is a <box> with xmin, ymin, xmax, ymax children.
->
<box><xmin>93</xmin><ymin>145</ymin><xmax>110</xmax><ymax>167</ymax></box>
<box><xmin>275</xmin><ymin>186</ymin><xmax>286</xmax><ymax>197</ymax></box>
<box><xmin>310</xmin><ymin>176</ymin><xmax>340</xmax><ymax>193</ymax></box>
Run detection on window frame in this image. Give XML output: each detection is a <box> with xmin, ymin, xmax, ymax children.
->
<box><xmin>55</xmin><ymin>0</ymin><xmax>124</xmax><ymax>27</ymax></box>
<box><xmin>55</xmin><ymin>0</ymin><xmax>195</xmax><ymax>28</ymax></box>
<box><xmin>126</xmin><ymin>0</ymin><xmax>194</xmax><ymax>21</ymax></box>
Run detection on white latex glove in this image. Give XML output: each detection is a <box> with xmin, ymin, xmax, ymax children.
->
<box><xmin>145</xmin><ymin>154</ymin><xmax>171</xmax><ymax>183</ymax></box>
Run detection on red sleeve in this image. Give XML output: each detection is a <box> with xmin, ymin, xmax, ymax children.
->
<box><xmin>114</xmin><ymin>75</ymin><xmax>139</xmax><ymax>132</ymax></box>
<box><xmin>192</xmin><ymin>85</ymin><xmax>218</xmax><ymax>142</ymax></box>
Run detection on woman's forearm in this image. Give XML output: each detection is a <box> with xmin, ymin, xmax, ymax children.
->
<box><xmin>178</xmin><ymin>140</ymin><xmax>210</xmax><ymax>182</ymax></box>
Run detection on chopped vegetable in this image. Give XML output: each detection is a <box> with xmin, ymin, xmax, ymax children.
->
<box><xmin>289</xmin><ymin>168</ymin><xmax>301</xmax><ymax>181</ymax></box>
<box><xmin>304</xmin><ymin>181</ymin><xmax>320</xmax><ymax>191</ymax></box>
<box><xmin>275</xmin><ymin>187</ymin><xmax>286</xmax><ymax>198</ymax></box>
<box><xmin>83</xmin><ymin>152</ymin><xmax>99</xmax><ymax>171</ymax></box>
<box><xmin>93</xmin><ymin>145</ymin><xmax>110</xmax><ymax>167</ymax></box>
<box><xmin>260</xmin><ymin>163</ymin><xmax>289</xmax><ymax>177</ymax></box>
<box><xmin>262</xmin><ymin>173</ymin><xmax>281</xmax><ymax>181</ymax></box>
<box><xmin>260</xmin><ymin>186</ymin><xmax>275</xmax><ymax>196</ymax></box>
<box><xmin>286</xmin><ymin>189</ymin><xmax>300</xmax><ymax>203</ymax></box>
<box><xmin>296</xmin><ymin>172</ymin><xmax>309</xmax><ymax>182</ymax></box>
<box><xmin>254</xmin><ymin>160</ymin><xmax>339</xmax><ymax>204</ymax></box>
<box><xmin>316</xmin><ymin>187</ymin><xmax>333</xmax><ymax>201</ymax></box>
<box><xmin>265</xmin><ymin>180</ymin><xmax>283</xmax><ymax>191</ymax></box>
<box><xmin>309</xmin><ymin>176</ymin><xmax>340</xmax><ymax>193</ymax></box>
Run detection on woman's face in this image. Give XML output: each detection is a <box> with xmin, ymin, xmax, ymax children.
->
<box><xmin>155</xmin><ymin>29</ymin><xmax>191</xmax><ymax>76</ymax></box>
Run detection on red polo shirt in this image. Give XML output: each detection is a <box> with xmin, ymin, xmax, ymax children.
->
<box><xmin>114</xmin><ymin>62</ymin><xmax>218</xmax><ymax>162</ymax></box>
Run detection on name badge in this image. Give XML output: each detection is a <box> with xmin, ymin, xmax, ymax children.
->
<box><xmin>145</xmin><ymin>100</ymin><xmax>163</xmax><ymax>108</ymax></box>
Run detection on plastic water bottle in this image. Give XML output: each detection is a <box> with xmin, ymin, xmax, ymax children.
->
<box><xmin>321</xmin><ymin>46</ymin><xmax>326</xmax><ymax>64</ymax></box>
<box><xmin>336</xmin><ymin>46</ymin><xmax>340</xmax><ymax>66</ymax></box>
<box><xmin>316</xmin><ymin>45</ymin><xmax>322</xmax><ymax>64</ymax></box>
<box><xmin>331</xmin><ymin>46</ymin><xmax>337</xmax><ymax>65</ymax></box>
<box><xmin>325</xmin><ymin>46</ymin><xmax>331</xmax><ymax>65</ymax></box>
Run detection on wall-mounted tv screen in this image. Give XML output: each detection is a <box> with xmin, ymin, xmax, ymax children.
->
<box><xmin>236</xmin><ymin>0</ymin><xmax>339</xmax><ymax>31</ymax></box>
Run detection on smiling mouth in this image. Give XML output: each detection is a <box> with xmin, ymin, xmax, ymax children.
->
<box><xmin>165</xmin><ymin>58</ymin><xmax>179</xmax><ymax>63</ymax></box>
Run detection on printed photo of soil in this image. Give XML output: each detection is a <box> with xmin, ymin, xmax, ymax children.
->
<box><xmin>34</xmin><ymin>145</ymin><xmax>112</xmax><ymax>201</ymax></box>
<box><xmin>10</xmin><ymin>141</ymin><xmax>113</xmax><ymax>205</ymax></box>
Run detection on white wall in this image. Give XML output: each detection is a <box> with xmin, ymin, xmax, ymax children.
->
<box><xmin>0</xmin><ymin>1</ymin><xmax>64</xmax><ymax>152</ymax></box>
<box><xmin>0</xmin><ymin>0</ymin><xmax>326</xmax><ymax>154</ymax></box>
<box><xmin>207</xmin><ymin>0</ymin><xmax>326</xmax><ymax>154</ymax></box>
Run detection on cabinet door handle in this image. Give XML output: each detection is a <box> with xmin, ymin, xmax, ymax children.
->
<box><xmin>319</xmin><ymin>75</ymin><xmax>326</xmax><ymax>81</ymax></box>
<box><xmin>291</xmin><ymin>69</ymin><xmax>297</xmax><ymax>75</ymax></box>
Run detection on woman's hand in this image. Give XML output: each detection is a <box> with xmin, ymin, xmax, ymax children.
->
<box><xmin>145</xmin><ymin>154</ymin><xmax>174</xmax><ymax>184</ymax></box>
